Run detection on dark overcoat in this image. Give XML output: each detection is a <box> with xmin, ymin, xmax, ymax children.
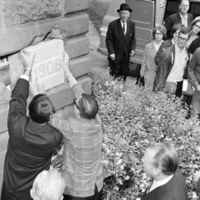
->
<box><xmin>141</xmin><ymin>170</ymin><xmax>187</xmax><ymax>200</ymax></box>
<box><xmin>1</xmin><ymin>78</ymin><xmax>63</xmax><ymax>200</ymax></box>
<box><xmin>165</xmin><ymin>12</ymin><xmax>193</xmax><ymax>38</ymax></box>
<box><xmin>106</xmin><ymin>18</ymin><xmax>135</xmax><ymax>78</ymax></box>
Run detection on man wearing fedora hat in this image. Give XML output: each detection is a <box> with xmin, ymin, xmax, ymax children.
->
<box><xmin>106</xmin><ymin>3</ymin><xmax>135</xmax><ymax>81</ymax></box>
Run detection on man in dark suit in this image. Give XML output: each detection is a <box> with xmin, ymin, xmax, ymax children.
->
<box><xmin>1</xmin><ymin>51</ymin><xmax>63</xmax><ymax>200</ymax></box>
<box><xmin>141</xmin><ymin>143</ymin><xmax>187</xmax><ymax>200</ymax></box>
<box><xmin>106</xmin><ymin>3</ymin><xmax>135</xmax><ymax>81</ymax></box>
<box><xmin>165</xmin><ymin>0</ymin><xmax>193</xmax><ymax>39</ymax></box>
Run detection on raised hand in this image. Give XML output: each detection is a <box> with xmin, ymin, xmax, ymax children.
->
<box><xmin>20</xmin><ymin>50</ymin><xmax>35</xmax><ymax>76</ymax></box>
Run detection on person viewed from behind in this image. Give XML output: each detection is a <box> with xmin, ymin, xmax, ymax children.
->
<box><xmin>1</xmin><ymin>51</ymin><xmax>63</xmax><ymax>200</ymax></box>
<box><xmin>106</xmin><ymin>3</ymin><xmax>135</xmax><ymax>81</ymax></box>
<box><xmin>50</xmin><ymin>62</ymin><xmax>103</xmax><ymax>200</ymax></box>
<box><xmin>164</xmin><ymin>0</ymin><xmax>193</xmax><ymax>39</ymax></box>
<box><xmin>140</xmin><ymin>25</ymin><xmax>166</xmax><ymax>90</ymax></box>
<box><xmin>30</xmin><ymin>169</ymin><xmax>65</xmax><ymax>200</ymax></box>
<box><xmin>153</xmin><ymin>26</ymin><xmax>190</xmax><ymax>97</ymax></box>
<box><xmin>141</xmin><ymin>143</ymin><xmax>187</xmax><ymax>200</ymax></box>
<box><xmin>187</xmin><ymin>47</ymin><xmax>200</xmax><ymax>117</ymax></box>
<box><xmin>155</xmin><ymin>23</ymin><xmax>183</xmax><ymax>67</ymax></box>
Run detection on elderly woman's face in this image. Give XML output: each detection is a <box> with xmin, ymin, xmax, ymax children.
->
<box><xmin>193</xmin><ymin>21</ymin><xmax>200</xmax><ymax>34</ymax></box>
<box><xmin>154</xmin><ymin>29</ymin><xmax>164</xmax><ymax>42</ymax></box>
<box><xmin>173</xmin><ymin>30</ymin><xmax>180</xmax><ymax>43</ymax></box>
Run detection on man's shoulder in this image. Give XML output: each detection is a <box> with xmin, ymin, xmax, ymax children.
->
<box><xmin>127</xmin><ymin>19</ymin><xmax>135</xmax><ymax>25</ymax></box>
<box><xmin>163</xmin><ymin>45</ymin><xmax>174</xmax><ymax>56</ymax></box>
<box><xmin>188</xmin><ymin>12</ymin><xmax>193</xmax><ymax>18</ymax></box>
<box><xmin>167</xmin><ymin>12</ymin><xmax>179</xmax><ymax>21</ymax></box>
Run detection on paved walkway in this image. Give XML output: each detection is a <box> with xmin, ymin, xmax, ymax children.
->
<box><xmin>87</xmin><ymin>20</ymin><xmax>108</xmax><ymax>74</ymax></box>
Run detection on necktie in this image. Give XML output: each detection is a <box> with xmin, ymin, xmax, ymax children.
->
<box><xmin>122</xmin><ymin>22</ymin><xmax>126</xmax><ymax>35</ymax></box>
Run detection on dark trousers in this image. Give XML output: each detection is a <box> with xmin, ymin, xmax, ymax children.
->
<box><xmin>108</xmin><ymin>53</ymin><xmax>130</xmax><ymax>81</ymax></box>
<box><xmin>175</xmin><ymin>81</ymin><xmax>183</xmax><ymax>97</ymax></box>
<box><xmin>63</xmin><ymin>185</ymin><xmax>102</xmax><ymax>200</ymax></box>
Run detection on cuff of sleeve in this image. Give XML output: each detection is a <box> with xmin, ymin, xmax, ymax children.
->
<box><xmin>20</xmin><ymin>74</ymin><xmax>30</xmax><ymax>81</ymax></box>
<box><xmin>71</xmin><ymin>83</ymin><xmax>84</xmax><ymax>98</ymax></box>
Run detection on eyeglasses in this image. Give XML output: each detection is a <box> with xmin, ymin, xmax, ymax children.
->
<box><xmin>194</xmin><ymin>24</ymin><xmax>200</xmax><ymax>29</ymax></box>
<box><xmin>155</xmin><ymin>32</ymin><xmax>163</xmax><ymax>35</ymax></box>
<box><xmin>178</xmin><ymin>36</ymin><xmax>188</xmax><ymax>41</ymax></box>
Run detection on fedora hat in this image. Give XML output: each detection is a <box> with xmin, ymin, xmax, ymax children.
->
<box><xmin>117</xmin><ymin>3</ymin><xmax>132</xmax><ymax>12</ymax></box>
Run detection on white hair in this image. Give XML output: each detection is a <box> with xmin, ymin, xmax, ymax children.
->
<box><xmin>30</xmin><ymin>169</ymin><xmax>65</xmax><ymax>200</ymax></box>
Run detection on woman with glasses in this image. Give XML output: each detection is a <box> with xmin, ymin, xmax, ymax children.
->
<box><xmin>187</xmin><ymin>16</ymin><xmax>200</xmax><ymax>49</ymax></box>
<box><xmin>140</xmin><ymin>25</ymin><xmax>166</xmax><ymax>90</ymax></box>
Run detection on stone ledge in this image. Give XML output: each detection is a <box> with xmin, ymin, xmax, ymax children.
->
<box><xmin>0</xmin><ymin>14</ymin><xmax>89</xmax><ymax>56</ymax></box>
<box><xmin>70</xmin><ymin>55</ymin><xmax>92</xmax><ymax>77</ymax></box>
<box><xmin>64</xmin><ymin>0</ymin><xmax>89</xmax><ymax>14</ymax></box>
<box><xmin>65</xmin><ymin>36</ymin><xmax>89</xmax><ymax>59</ymax></box>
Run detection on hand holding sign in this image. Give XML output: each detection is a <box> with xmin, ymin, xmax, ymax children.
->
<box><xmin>20</xmin><ymin>50</ymin><xmax>35</xmax><ymax>76</ymax></box>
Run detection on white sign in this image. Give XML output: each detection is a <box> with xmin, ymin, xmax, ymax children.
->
<box><xmin>23</xmin><ymin>39</ymin><xmax>66</xmax><ymax>95</ymax></box>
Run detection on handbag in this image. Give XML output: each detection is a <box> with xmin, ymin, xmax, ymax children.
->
<box><xmin>129</xmin><ymin>62</ymin><xmax>141</xmax><ymax>78</ymax></box>
<box><xmin>182</xmin><ymin>79</ymin><xmax>195</xmax><ymax>96</ymax></box>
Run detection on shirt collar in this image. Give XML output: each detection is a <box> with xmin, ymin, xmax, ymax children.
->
<box><xmin>150</xmin><ymin>174</ymin><xmax>173</xmax><ymax>192</ymax></box>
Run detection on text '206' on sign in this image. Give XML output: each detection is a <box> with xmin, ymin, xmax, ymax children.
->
<box><xmin>34</xmin><ymin>56</ymin><xmax>64</xmax><ymax>78</ymax></box>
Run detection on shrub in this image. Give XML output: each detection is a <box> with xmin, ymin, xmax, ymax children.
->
<box><xmin>91</xmin><ymin>70</ymin><xmax>200</xmax><ymax>200</ymax></box>
<box><xmin>51</xmin><ymin>70</ymin><xmax>200</xmax><ymax>200</ymax></box>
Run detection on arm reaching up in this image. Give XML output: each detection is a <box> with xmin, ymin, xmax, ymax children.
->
<box><xmin>63</xmin><ymin>52</ymin><xmax>78</xmax><ymax>87</ymax></box>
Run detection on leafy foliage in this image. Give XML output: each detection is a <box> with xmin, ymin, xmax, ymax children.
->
<box><xmin>91</xmin><ymin>70</ymin><xmax>200</xmax><ymax>200</ymax></box>
<box><xmin>52</xmin><ymin>70</ymin><xmax>200</xmax><ymax>200</ymax></box>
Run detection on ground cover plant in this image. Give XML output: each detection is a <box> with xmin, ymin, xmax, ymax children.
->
<box><xmin>91</xmin><ymin>71</ymin><xmax>200</xmax><ymax>200</ymax></box>
<box><xmin>52</xmin><ymin>70</ymin><xmax>200</xmax><ymax>200</ymax></box>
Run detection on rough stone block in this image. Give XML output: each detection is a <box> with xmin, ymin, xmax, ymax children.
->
<box><xmin>64</xmin><ymin>0</ymin><xmax>89</xmax><ymax>14</ymax></box>
<box><xmin>65</xmin><ymin>36</ymin><xmax>89</xmax><ymax>59</ymax></box>
<box><xmin>2</xmin><ymin>0</ymin><xmax>62</xmax><ymax>26</ymax></box>
<box><xmin>0</xmin><ymin>14</ymin><xmax>89</xmax><ymax>56</ymax></box>
<box><xmin>47</xmin><ymin>76</ymin><xmax>92</xmax><ymax>110</ymax></box>
<box><xmin>70</xmin><ymin>55</ymin><xmax>92</xmax><ymax>77</ymax></box>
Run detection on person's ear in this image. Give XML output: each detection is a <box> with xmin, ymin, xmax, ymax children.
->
<box><xmin>152</xmin><ymin>166</ymin><xmax>162</xmax><ymax>177</ymax></box>
<box><xmin>30</xmin><ymin>188</ymin><xmax>34</xmax><ymax>199</ymax></box>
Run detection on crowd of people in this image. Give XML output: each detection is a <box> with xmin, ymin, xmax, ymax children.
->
<box><xmin>1</xmin><ymin>0</ymin><xmax>200</xmax><ymax>200</ymax></box>
<box><xmin>140</xmin><ymin>0</ymin><xmax>200</xmax><ymax>118</ymax></box>
<box><xmin>106</xmin><ymin>0</ymin><xmax>200</xmax><ymax>117</ymax></box>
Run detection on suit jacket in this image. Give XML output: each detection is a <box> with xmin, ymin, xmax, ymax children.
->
<box><xmin>141</xmin><ymin>170</ymin><xmax>188</xmax><ymax>200</ymax></box>
<box><xmin>165</xmin><ymin>12</ymin><xmax>193</xmax><ymax>38</ymax></box>
<box><xmin>1</xmin><ymin>78</ymin><xmax>63</xmax><ymax>200</ymax></box>
<box><xmin>155</xmin><ymin>39</ymin><xmax>173</xmax><ymax>66</ymax></box>
<box><xmin>140</xmin><ymin>41</ymin><xmax>160</xmax><ymax>90</ymax></box>
<box><xmin>106</xmin><ymin>18</ymin><xmax>135</xmax><ymax>60</ymax></box>
<box><xmin>153</xmin><ymin>45</ymin><xmax>176</xmax><ymax>91</ymax></box>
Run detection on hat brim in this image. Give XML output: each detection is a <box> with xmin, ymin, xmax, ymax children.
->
<box><xmin>117</xmin><ymin>8</ymin><xmax>132</xmax><ymax>12</ymax></box>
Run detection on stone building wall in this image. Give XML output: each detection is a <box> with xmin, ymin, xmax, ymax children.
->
<box><xmin>0</xmin><ymin>0</ymin><xmax>91</xmax><ymax>194</ymax></box>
